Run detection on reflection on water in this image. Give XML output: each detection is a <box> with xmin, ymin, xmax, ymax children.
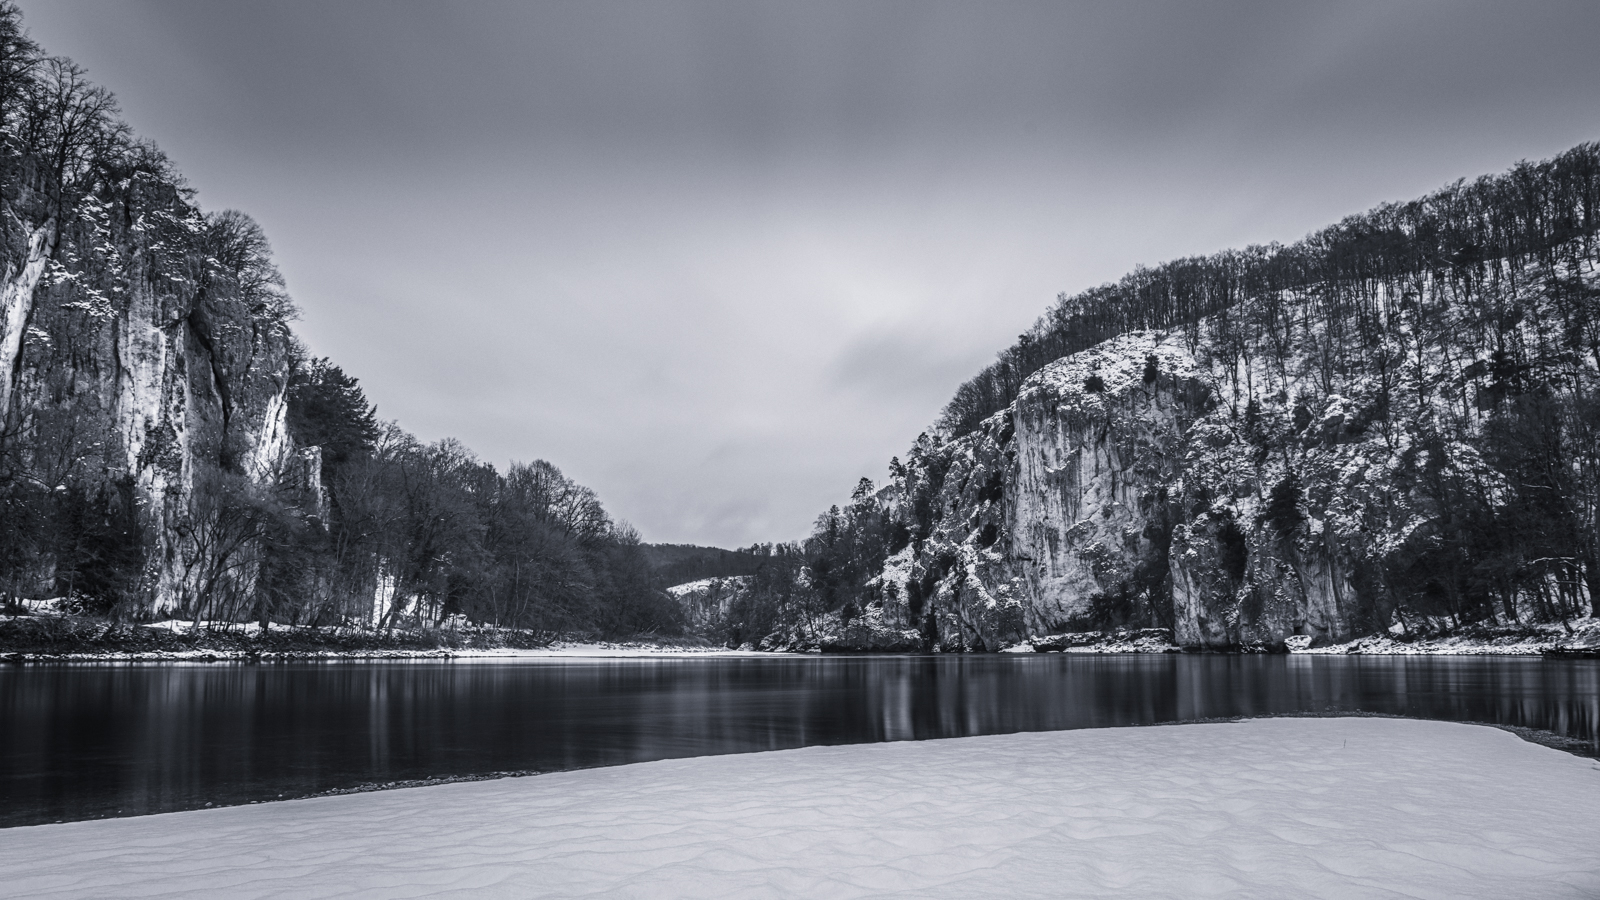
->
<box><xmin>2</xmin><ymin>654</ymin><xmax>1597</xmax><ymax>827</ymax></box>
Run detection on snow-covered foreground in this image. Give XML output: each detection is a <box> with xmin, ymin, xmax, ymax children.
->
<box><xmin>5</xmin><ymin>719</ymin><xmax>1597</xmax><ymax>899</ymax></box>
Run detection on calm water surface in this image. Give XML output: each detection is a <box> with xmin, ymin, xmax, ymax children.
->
<box><xmin>3</xmin><ymin>654</ymin><xmax>1597</xmax><ymax>827</ymax></box>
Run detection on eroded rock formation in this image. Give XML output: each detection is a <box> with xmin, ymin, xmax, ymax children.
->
<box><xmin>860</xmin><ymin>254</ymin><xmax>1599</xmax><ymax>650</ymax></box>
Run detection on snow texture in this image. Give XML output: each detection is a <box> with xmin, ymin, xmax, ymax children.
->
<box><xmin>665</xmin><ymin>577</ymin><xmax>752</xmax><ymax>631</ymax></box>
<box><xmin>4</xmin><ymin>718</ymin><xmax>1597</xmax><ymax>898</ymax></box>
<box><xmin>665</xmin><ymin>576</ymin><xmax>750</xmax><ymax>597</ymax></box>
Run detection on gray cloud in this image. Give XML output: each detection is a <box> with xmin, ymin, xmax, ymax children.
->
<box><xmin>19</xmin><ymin>0</ymin><xmax>1600</xmax><ymax>545</ymax></box>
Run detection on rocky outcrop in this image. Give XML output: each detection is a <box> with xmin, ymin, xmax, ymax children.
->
<box><xmin>861</xmin><ymin>254</ymin><xmax>1600</xmax><ymax>650</ymax></box>
<box><xmin>1006</xmin><ymin>332</ymin><xmax>1206</xmax><ymax>631</ymax></box>
<box><xmin>0</xmin><ymin>7</ymin><xmax>312</xmax><ymax>618</ymax></box>
<box><xmin>6</xmin><ymin>174</ymin><xmax>305</xmax><ymax>616</ymax></box>
<box><xmin>869</xmin><ymin>331</ymin><xmax>1216</xmax><ymax>649</ymax></box>
<box><xmin>667</xmin><ymin>577</ymin><xmax>751</xmax><ymax>631</ymax></box>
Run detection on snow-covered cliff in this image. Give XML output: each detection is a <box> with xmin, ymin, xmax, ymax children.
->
<box><xmin>861</xmin><ymin>252</ymin><xmax>1600</xmax><ymax>650</ymax></box>
<box><xmin>667</xmin><ymin>577</ymin><xmax>751</xmax><ymax>630</ymax></box>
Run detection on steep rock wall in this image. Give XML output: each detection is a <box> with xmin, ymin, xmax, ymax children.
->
<box><xmin>667</xmin><ymin>576</ymin><xmax>750</xmax><ymax>631</ymax></box>
<box><xmin>870</xmin><ymin>254</ymin><xmax>1599</xmax><ymax>649</ymax></box>
<box><xmin>1007</xmin><ymin>332</ymin><xmax>1205</xmax><ymax>632</ymax></box>
<box><xmin>873</xmin><ymin>332</ymin><xmax>1212</xmax><ymax>649</ymax></box>
<box><xmin>879</xmin><ymin>329</ymin><xmax>1382</xmax><ymax>650</ymax></box>
<box><xmin>9</xmin><ymin>184</ymin><xmax>301</xmax><ymax>615</ymax></box>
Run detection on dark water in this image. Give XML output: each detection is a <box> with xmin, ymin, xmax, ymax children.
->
<box><xmin>3</xmin><ymin>654</ymin><xmax>1597</xmax><ymax>828</ymax></box>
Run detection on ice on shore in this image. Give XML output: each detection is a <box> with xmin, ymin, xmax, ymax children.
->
<box><xmin>4</xmin><ymin>718</ymin><xmax>1597</xmax><ymax>898</ymax></box>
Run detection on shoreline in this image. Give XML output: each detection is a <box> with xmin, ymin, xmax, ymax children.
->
<box><xmin>6</xmin><ymin>715</ymin><xmax>1594</xmax><ymax>832</ymax></box>
<box><xmin>1008</xmin><ymin>618</ymin><xmax>1600</xmax><ymax>658</ymax></box>
<box><xmin>1166</xmin><ymin>710</ymin><xmax>1600</xmax><ymax>761</ymax></box>
<box><xmin>0</xmin><ymin>613</ymin><xmax>764</xmax><ymax>663</ymax></box>
<box><xmin>6</xmin><ymin>643</ymin><xmax>1593</xmax><ymax>662</ymax></box>
<box><xmin>5</xmin><ymin>640</ymin><xmax>1597</xmax><ymax>663</ymax></box>
<box><xmin>0</xmin><ymin>639</ymin><xmax>781</xmax><ymax>664</ymax></box>
<box><xmin>5</xmin><ymin>614</ymin><xmax>1599</xmax><ymax>662</ymax></box>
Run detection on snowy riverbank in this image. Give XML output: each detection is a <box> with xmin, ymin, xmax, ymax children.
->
<box><xmin>0</xmin><ymin>636</ymin><xmax>770</xmax><ymax>663</ymax></box>
<box><xmin>8</xmin><ymin>607</ymin><xmax>1600</xmax><ymax>661</ymax></box>
<box><xmin>1287</xmin><ymin>618</ymin><xmax>1600</xmax><ymax>656</ymax></box>
<box><xmin>4</xmin><ymin>718</ymin><xmax>1597</xmax><ymax>898</ymax></box>
<box><xmin>0</xmin><ymin>606</ymin><xmax>769</xmax><ymax>661</ymax></box>
<box><xmin>1003</xmin><ymin>618</ymin><xmax>1600</xmax><ymax>656</ymax></box>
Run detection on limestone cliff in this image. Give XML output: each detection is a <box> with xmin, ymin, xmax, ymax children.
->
<box><xmin>1</xmin><ymin>144</ymin><xmax>306</xmax><ymax>616</ymax></box>
<box><xmin>860</xmin><ymin>251</ymin><xmax>1600</xmax><ymax>650</ymax></box>
<box><xmin>667</xmin><ymin>577</ymin><xmax>750</xmax><ymax>631</ymax></box>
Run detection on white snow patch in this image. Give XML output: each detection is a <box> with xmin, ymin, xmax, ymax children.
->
<box><xmin>665</xmin><ymin>576</ymin><xmax>751</xmax><ymax>597</ymax></box>
<box><xmin>4</xmin><ymin>718</ymin><xmax>1596</xmax><ymax>898</ymax></box>
<box><xmin>1023</xmin><ymin>329</ymin><xmax>1198</xmax><ymax>407</ymax></box>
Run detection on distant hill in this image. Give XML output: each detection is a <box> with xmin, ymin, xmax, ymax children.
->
<box><xmin>642</xmin><ymin>544</ymin><xmax>766</xmax><ymax>588</ymax></box>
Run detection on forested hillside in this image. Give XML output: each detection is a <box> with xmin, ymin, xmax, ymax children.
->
<box><xmin>641</xmin><ymin>543</ymin><xmax>769</xmax><ymax>588</ymax></box>
<box><xmin>0</xmin><ymin>4</ymin><xmax>680</xmax><ymax>638</ymax></box>
<box><xmin>726</xmin><ymin>142</ymin><xmax>1600</xmax><ymax>651</ymax></box>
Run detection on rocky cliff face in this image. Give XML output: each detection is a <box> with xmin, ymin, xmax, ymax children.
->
<box><xmin>3</xmin><ymin>165</ymin><xmax>304</xmax><ymax>616</ymax></box>
<box><xmin>667</xmin><ymin>577</ymin><xmax>750</xmax><ymax>631</ymax></box>
<box><xmin>0</xmin><ymin>11</ymin><xmax>310</xmax><ymax>617</ymax></box>
<box><xmin>869</xmin><ymin>331</ymin><xmax>1203</xmax><ymax>649</ymax></box>
<box><xmin>864</xmin><ymin>253</ymin><xmax>1600</xmax><ymax>650</ymax></box>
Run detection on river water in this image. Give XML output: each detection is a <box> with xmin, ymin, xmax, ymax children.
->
<box><xmin>3</xmin><ymin>653</ymin><xmax>1597</xmax><ymax>828</ymax></box>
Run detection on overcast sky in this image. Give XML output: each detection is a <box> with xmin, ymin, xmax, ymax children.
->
<box><xmin>16</xmin><ymin>1</ymin><xmax>1600</xmax><ymax>547</ymax></box>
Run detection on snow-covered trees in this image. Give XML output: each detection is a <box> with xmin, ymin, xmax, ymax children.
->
<box><xmin>789</xmin><ymin>143</ymin><xmax>1600</xmax><ymax>649</ymax></box>
<box><xmin>939</xmin><ymin>145</ymin><xmax>1600</xmax><ymax>437</ymax></box>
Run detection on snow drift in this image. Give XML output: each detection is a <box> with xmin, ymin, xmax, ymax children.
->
<box><xmin>3</xmin><ymin>717</ymin><xmax>1596</xmax><ymax>899</ymax></box>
